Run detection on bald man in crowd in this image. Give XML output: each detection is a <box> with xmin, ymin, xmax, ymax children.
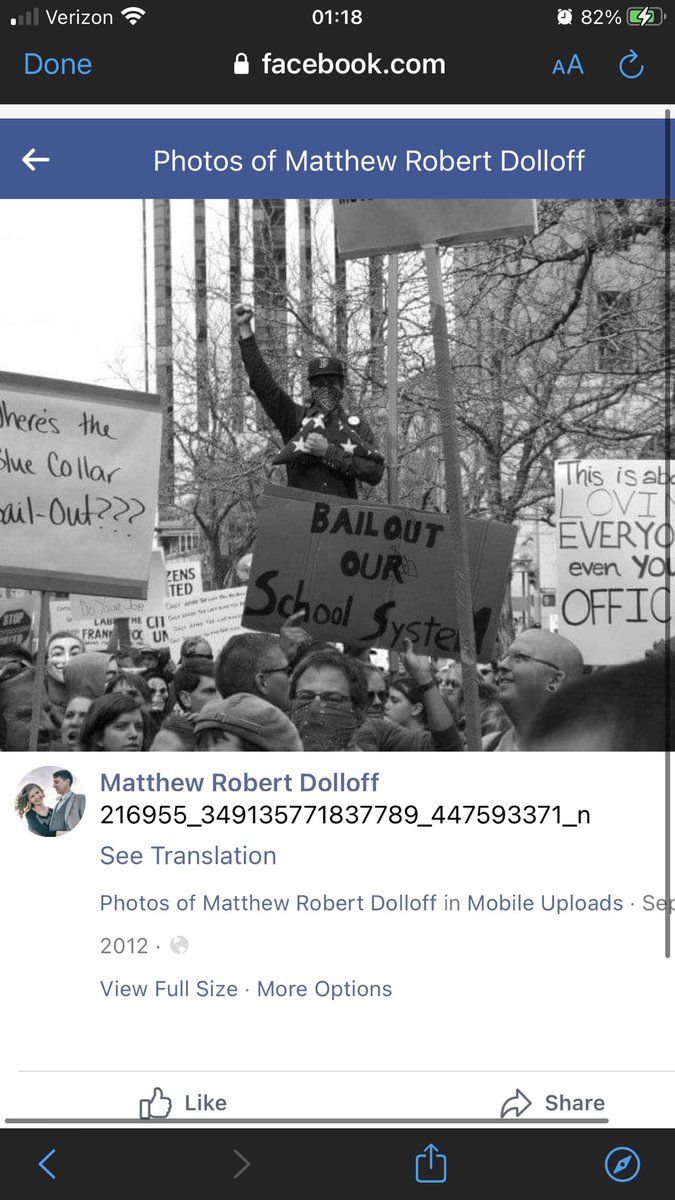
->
<box><xmin>484</xmin><ymin>629</ymin><xmax>584</xmax><ymax>751</ymax></box>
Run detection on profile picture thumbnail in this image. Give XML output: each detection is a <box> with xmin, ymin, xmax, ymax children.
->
<box><xmin>14</xmin><ymin>766</ymin><xmax>86</xmax><ymax>839</ymax></box>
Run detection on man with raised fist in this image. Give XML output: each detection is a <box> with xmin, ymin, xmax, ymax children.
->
<box><xmin>234</xmin><ymin>302</ymin><xmax>384</xmax><ymax>499</ymax></box>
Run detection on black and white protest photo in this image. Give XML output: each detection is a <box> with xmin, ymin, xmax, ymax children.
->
<box><xmin>0</xmin><ymin>196</ymin><xmax>671</xmax><ymax>752</ymax></box>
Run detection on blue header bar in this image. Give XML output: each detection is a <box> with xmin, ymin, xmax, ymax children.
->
<box><xmin>0</xmin><ymin>118</ymin><xmax>670</xmax><ymax>198</ymax></box>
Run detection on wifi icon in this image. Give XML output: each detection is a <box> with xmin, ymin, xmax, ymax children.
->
<box><xmin>121</xmin><ymin>6</ymin><xmax>145</xmax><ymax>23</ymax></box>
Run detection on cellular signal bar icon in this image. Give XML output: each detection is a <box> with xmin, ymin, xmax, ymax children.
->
<box><xmin>10</xmin><ymin>6</ymin><xmax>40</xmax><ymax>24</ymax></box>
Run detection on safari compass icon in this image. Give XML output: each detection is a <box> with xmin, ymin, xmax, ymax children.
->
<box><xmin>604</xmin><ymin>1146</ymin><xmax>642</xmax><ymax>1182</ymax></box>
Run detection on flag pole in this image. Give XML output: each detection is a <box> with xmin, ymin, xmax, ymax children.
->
<box><xmin>423</xmin><ymin>243</ymin><xmax>482</xmax><ymax>751</ymax></box>
<box><xmin>28</xmin><ymin>590</ymin><xmax>50</xmax><ymax>752</ymax></box>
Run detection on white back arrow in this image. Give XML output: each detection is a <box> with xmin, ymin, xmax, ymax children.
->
<box><xmin>23</xmin><ymin>148</ymin><xmax>51</xmax><ymax>171</ymax></box>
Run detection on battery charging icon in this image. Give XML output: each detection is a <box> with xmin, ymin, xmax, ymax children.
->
<box><xmin>626</xmin><ymin>6</ymin><xmax>664</xmax><ymax>22</ymax></box>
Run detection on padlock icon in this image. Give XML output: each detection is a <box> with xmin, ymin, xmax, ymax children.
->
<box><xmin>233</xmin><ymin>52</ymin><xmax>249</xmax><ymax>75</ymax></box>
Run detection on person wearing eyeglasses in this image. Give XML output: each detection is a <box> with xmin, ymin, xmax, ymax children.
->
<box><xmin>216</xmin><ymin>632</ymin><xmax>294</xmax><ymax>714</ymax></box>
<box><xmin>289</xmin><ymin>647</ymin><xmax>369</xmax><ymax>751</ymax></box>
<box><xmin>215</xmin><ymin>613</ymin><xmax>315</xmax><ymax>716</ymax></box>
<box><xmin>362</xmin><ymin>665</ymin><xmax>389</xmax><ymax>718</ymax></box>
<box><xmin>356</xmin><ymin>641</ymin><xmax>463</xmax><ymax>753</ymax></box>
<box><xmin>290</xmin><ymin>643</ymin><xmax>463</xmax><ymax>753</ymax></box>
<box><xmin>485</xmin><ymin>630</ymin><xmax>584</xmax><ymax>751</ymax></box>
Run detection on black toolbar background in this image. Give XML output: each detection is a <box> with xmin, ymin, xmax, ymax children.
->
<box><xmin>0</xmin><ymin>2</ymin><xmax>671</xmax><ymax>103</ymax></box>
<box><xmin>6</xmin><ymin>1127</ymin><xmax>673</xmax><ymax>1198</ymax></box>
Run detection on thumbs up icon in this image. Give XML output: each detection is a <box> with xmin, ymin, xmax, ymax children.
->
<box><xmin>139</xmin><ymin>1087</ymin><xmax>172</xmax><ymax>1119</ymax></box>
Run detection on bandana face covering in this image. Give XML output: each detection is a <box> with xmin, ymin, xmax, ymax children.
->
<box><xmin>309</xmin><ymin>383</ymin><xmax>343</xmax><ymax>413</ymax></box>
<box><xmin>291</xmin><ymin>698</ymin><xmax>359</xmax><ymax>751</ymax></box>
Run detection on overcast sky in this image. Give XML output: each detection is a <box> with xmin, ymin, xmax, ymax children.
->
<box><xmin>0</xmin><ymin>198</ymin><xmax>210</xmax><ymax>391</ymax></box>
<box><xmin>0</xmin><ymin>198</ymin><xmax>321</xmax><ymax>396</ymax></box>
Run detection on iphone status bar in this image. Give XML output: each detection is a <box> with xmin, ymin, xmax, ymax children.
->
<box><xmin>0</xmin><ymin>2</ymin><xmax>672</xmax><ymax>102</ymax></box>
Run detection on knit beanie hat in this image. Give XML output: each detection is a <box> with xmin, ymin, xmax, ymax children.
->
<box><xmin>193</xmin><ymin>693</ymin><xmax>303</xmax><ymax>752</ymax></box>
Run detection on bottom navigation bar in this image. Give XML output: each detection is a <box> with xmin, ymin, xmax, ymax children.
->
<box><xmin>6</xmin><ymin>1128</ymin><xmax>672</xmax><ymax>1198</ymax></box>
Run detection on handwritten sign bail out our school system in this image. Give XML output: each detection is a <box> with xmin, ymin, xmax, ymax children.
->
<box><xmin>555</xmin><ymin>459</ymin><xmax>675</xmax><ymax>665</ymax></box>
<box><xmin>242</xmin><ymin>485</ymin><xmax>516</xmax><ymax>659</ymax></box>
<box><xmin>0</xmin><ymin>371</ymin><xmax>163</xmax><ymax>598</ymax></box>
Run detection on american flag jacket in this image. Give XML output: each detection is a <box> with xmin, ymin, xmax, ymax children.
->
<box><xmin>240</xmin><ymin>335</ymin><xmax>384</xmax><ymax>499</ymax></box>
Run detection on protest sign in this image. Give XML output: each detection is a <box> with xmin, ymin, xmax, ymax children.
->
<box><xmin>164</xmin><ymin>588</ymin><xmax>247</xmax><ymax>660</ymax></box>
<box><xmin>0</xmin><ymin>596</ymin><xmax>35</xmax><ymax>649</ymax></box>
<box><xmin>49</xmin><ymin>600</ymin><xmax>169</xmax><ymax>652</ymax></box>
<box><xmin>164</xmin><ymin>558</ymin><xmax>203</xmax><ymax>598</ymax></box>
<box><xmin>65</xmin><ymin>553</ymin><xmax>202</xmax><ymax>631</ymax></box>
<box><xmin>0</xmin><ymin>370</ymin><xmax>162</xmax><ymax>597</ymax></box>
<box><xmin>242</xmin><ymin>486</ymin><xmax>515</xmax><ymax>659</ymax></box>
<box><xmin>555</xmin><ymin>459</ymin><xmax>674</xmax><ymax>664</ymax></box>
<box><xmin>333</xmin><ymin>199</ymin><xmax>537</xmax><ymax>259</ymax></box>
<box><xmin>49</xmin><ymin>598</ymin><xmax>79</xmax><ymax>636</ymax></box>
<box><xmin>69</xmin><ymin>551</ymin><xmax>167</xmax><ymax>622</ymax></box>
<box><xmin>50</xmin><ymin>612</ymin><xmax>169</xmax><ymax>651</ymax></box>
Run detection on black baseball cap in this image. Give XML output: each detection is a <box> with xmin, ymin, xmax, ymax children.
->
<box><xmin>307</xmin><ymin>355</ymin><xmax>344</xmax><ymax>381</ymax></box>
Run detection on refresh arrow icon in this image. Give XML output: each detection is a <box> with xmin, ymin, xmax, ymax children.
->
<box><xmin>619</xmin><ymin>49</ymin><xmax>645</xmax><ymax>78</ymax></box>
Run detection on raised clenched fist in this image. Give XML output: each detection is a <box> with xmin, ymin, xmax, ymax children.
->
<box><xmin>233</xmin><ymin>303</ymin><xmax>254</xmax><ymax>335</ymax></box>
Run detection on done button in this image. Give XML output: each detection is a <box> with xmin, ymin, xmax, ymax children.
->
<box><xmin>25</xmin><ymin>52</ymin><xmax>92</xmax><ymax>74</ymax></box>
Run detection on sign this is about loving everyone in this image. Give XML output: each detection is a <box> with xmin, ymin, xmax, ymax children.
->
<box><xmin>0</xmin><ymin>372</ymin><xmax>162</xmax><ymax>597</ymax></box>
<box><xmin>556</xmin><ymin>459</ymin><xmax>674</xmax><ymax>664</ymax></box>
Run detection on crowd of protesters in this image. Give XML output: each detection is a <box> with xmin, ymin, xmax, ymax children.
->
<box><xmin>0</xmin><ymin>615</ymin><xmax>671</xmax><ymax>753</ymax></box>
<box><xmin>2</xmin><ymin>297</ymin><xmax>669</xmax><ymax>754</ymax></box>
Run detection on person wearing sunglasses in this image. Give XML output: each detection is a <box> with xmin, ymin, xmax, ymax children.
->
<box><xmin>363</xmin><ymin>665</ymin><xmax>389</xmax><ymax>718</ymax></box>
<box><xmin>216</xmin><ymin>632</ymin><xmax>294</xmax><ymax>714</ymax></box>
<box><xmin>485</xmin><ymin>630</ymin><xmax>584</xmax><ymax>751</ymax></box>
<box><xmin>215</xmin><ymin>613</ymin><xmax>315</xmax><ymax>716</ymax></box>
<box><xmin>357</xmin><ymin>641</ymin><xmax>463</xmax><ymax>753</ymax></box>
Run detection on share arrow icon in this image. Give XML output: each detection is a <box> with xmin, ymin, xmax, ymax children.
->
<box><xmin>500</xmin><ymin>1088</ymin><xmax>532</xmax><ymax>1118</ymax></box>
